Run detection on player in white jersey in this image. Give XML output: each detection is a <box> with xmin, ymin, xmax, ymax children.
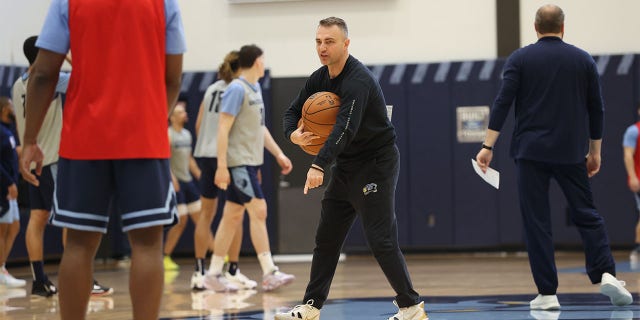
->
<box><xmin>205</xmin><ymin>45</ymin><xmax>295</xmax><ymax>292</ymax></box>
<box><xmin>12</xmin><ymin>36</ymin><xmax>112</xmax><ymax>297</ymax></box>
<box><xmin>191</xmin><ymin>51</ymin><xmax>256</xmax><ymax>290</ymax></box>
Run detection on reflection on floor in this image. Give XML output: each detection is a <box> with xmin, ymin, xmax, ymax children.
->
<box><xmin>162</xmin><ymin>293</ymin><xmax>640</xmax><ymax>320</ymax></box>
<box><xmin>1</xmin><ymin>252</ymin><xmax>640</xmax><ymax>319</ymax></box>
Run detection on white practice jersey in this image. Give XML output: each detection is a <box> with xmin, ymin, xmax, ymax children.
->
<box><xmin>12</xmin><ymin>72</ymin><xmax>68</xmax><ymax>167</ymax></box>
<box><xmin>193</xmin><ymin>80</ymin><xmax>227</xmax><ymax>158</ymax></box>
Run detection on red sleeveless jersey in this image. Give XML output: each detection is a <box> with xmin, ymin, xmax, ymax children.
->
<box><xmin>60</xmin><ymin>0</ymin><xmax>169</xmax><ymax>159</ymax></box>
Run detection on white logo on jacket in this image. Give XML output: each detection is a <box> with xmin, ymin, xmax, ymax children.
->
<box><xmin>363</xmin><ymin>183</ymin><xmax>378</xmax><ymax>195</ymax></box>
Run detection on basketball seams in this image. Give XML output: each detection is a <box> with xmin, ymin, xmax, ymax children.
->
<box><xmin>304</xmin><ymin>105</ymin><xmax>340</xmax><ymax>115</ymax></box>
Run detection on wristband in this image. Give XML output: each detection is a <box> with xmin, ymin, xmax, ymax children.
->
<box><xmin>481</xmin><ymin>144</ymin><xmax>493</xmax><ymax>151</ymax></box>
<box><xmin>310</xmin><ymin>165</ymin><xmax>324</xmax><ymax>173</ymax></box>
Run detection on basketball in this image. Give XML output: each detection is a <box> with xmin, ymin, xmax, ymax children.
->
<box><xmin>302</xmin><ymin>91</ymin><xmax>340</xmax><ymax>137</ymax></box>
<box><xmin>297</xmin><ymin>119</ymin><xmax>326</xmax><ymax>155</ymax></box>
<box><xmin>297</xmin><ymin>92</ymin><xmax>340</xmax><ymax>155</ymax></box>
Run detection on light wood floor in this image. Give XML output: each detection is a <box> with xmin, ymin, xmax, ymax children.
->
<box><xmin>0</xmin><ymin>251</ymin><xmax>637</xmax><ymax>319</ymax></box>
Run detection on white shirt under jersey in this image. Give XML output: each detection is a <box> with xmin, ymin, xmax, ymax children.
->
<box><xmin>12</xmin><ymin>72</ymin><xmax>70</xmax><ymax>168</ymax></box>
<box><xmin>193</xmin><ymin>79</ymin><xmax>228</xmax><ymax>158</ymax></box>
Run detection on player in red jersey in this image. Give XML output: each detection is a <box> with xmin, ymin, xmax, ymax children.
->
<box><xmin>19</xmin><ymin>0</ymin><xmax>186</xmax><ymax>319</ymax></box>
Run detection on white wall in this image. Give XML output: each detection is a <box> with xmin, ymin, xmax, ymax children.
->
<box><xmin>179</xmin><ymin>0</ymin><xmax>496</xmax><ymax>76</ymax></box>
<box><xmin>0</xmin><ymin>0</ymin><xmax>496</xmax><ymax>76</ymax></box>
<box><xmin>1</xmin><ymin>0</ymin><xmax>639</xmax><ymax>77</ymax></box>
<box><xmin>519</xmin><ymin>0</ymin><xmax>640</xmax><ymax>55</ymax></box>
<box><xmin>0</xmin><ymin>1</ymin><xmax>52</xmax><ymax>66</ymax></box>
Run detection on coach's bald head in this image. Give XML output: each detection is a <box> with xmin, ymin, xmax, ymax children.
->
<box><xmin>535</xmin><ymin>4</ymin><xmax>564</xmax><ymax>37</ymax></box>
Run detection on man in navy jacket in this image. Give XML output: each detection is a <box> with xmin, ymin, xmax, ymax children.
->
<box><xmin>476</xmin><ymin>4</ymin><xmax>632</xmax><ymax>310</ymax></box>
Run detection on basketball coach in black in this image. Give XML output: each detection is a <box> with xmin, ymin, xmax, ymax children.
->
<box><xmin>476</xmin><ymin>4</ymin><xmax>632</xmax><ymax>310</ymax></box>
<box><xmin>278</xmin><ymin>17</ymin><xmax>427</xmax><ymax>320</ymax></box>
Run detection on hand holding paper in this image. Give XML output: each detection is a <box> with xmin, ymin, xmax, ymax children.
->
<box><xmin>471</xmin><ymin>159</ymin><xmax>500</xmax><ymax>189</ymax></box>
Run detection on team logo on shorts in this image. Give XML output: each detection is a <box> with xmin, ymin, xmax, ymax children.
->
<box><xmin>363</xmin><ymin>183</ymin><xmax>378</xmax><ymax>195</ymax></box>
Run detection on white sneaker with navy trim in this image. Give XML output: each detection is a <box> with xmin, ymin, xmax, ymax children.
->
<box><xmin>275</xmin><ymin>300</ymin><xmax>320</xmax><ymax>320</ymax></box>
<box><xmin>191</xmin><ymin>272</ymin><xmax>205</xmax><ymax>291</ymax></box>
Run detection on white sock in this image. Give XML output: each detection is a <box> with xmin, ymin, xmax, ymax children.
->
<box><xmin>208</xmin><ymin>255</ymin><xmax>225</xmax><ymax>276</ymax></box>
<box><xmin>257</xmin><ymin>252</ymin><xmax>276</xmax><ymax>276</ymax></box>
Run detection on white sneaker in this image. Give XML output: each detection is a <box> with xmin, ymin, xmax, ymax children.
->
<box><xmin>224</xmin><ymin>269</ymin><xmax>257</xmax><ymax>290</ymax></box>
<box><xmin>388</xmin><ymin>301</ymin><xmax>428</xmax><ymax>320</ymax></box>
<box><xmin>529</xmin><ymin>294</ymin><xmax>560</xmax><ymax>310</ymax></box>
<box><xmin>262</xmin><ymin>268</ymin><xmax>295</xmax><ymax>291</ymax></box>
<box><xmin>191</xmin><ymin>272</ymin><xmax>205</xmax><ymax>291</ymax></box>
<box><xmin>275</xmin><ymin>300</ymin><xmax>320</xmax><ymax>320</ymax></box>
<box><xmin>0</xmin><ymin>268</ymin><xmax>26</xmax><ymax>288</ymax></box>
<box><xmin>203</xmin><ymin>272</ymin><xmax>239</xmax><ymax>292</ymax></box>
<box><xmin>600</xmin><ymin>272</ymin><xmax>633</xmax><ymax>306</ymax></box>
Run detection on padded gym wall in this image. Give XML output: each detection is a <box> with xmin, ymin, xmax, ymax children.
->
<box><xmin>1</xmin><ymin>53</ymin><xmax>638</xmax><ymax>262</ymax></box>
<box><xmin>339</xmin><ymin>54</ymin><xmax>640</xmax><ymax>250</ymax></box>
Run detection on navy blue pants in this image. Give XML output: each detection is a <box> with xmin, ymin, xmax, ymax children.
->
<box><xmin>516</xmin><ymin>159</ymin><xmax>616</xmax><ymax>295</ymax></box>
<box><xmin>303</xmin><ymin>145</ymin><xmax>420</xmax><ymax>309</ymax></box>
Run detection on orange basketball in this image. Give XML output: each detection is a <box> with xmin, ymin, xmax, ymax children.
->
<box><xmin>297</xmin><ymin>119</ymin><xmax>327</xmax><ymax>156</ymax></box>
<box><xmin>302</xmin><ymin>91</ymin><xmax>340</xmax><ymax>137</ymax></box>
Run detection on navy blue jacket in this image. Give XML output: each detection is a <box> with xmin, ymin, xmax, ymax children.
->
<box><xmin>488</xmin><ymin>36</ymin><xmax>604</xmax><ymax>164</ymax></box>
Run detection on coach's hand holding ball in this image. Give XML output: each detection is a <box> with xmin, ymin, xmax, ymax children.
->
<box><xmin>291</xmin><ymin>121</ymin><xmax>320</xmax><ymax>149</ymax></box>
<box><xmin>292</xmin><ymin>92</ymin><xmax>340</xmax><ymax>194</ymax></box>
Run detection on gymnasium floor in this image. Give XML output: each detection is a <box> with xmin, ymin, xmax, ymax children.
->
<box><xmin>1</xmin><ymin>251</ymin><xmax>639</xmax><ymax>319</ymax></box>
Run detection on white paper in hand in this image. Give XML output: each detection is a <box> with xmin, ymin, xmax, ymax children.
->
<box><xmin>471</xmin><ymin>159</ymin><xmax>500</xmax><ymax>189</ymax></box>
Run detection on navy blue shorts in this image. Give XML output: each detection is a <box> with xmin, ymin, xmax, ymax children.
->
<box><xmin>177</xmin><ymin>180</ymin><xmax>201</xmax><ymax>205</ymax></box>
<box><xmin>51</xmin><ymin>158</ymin><xmax>178</xmax><ymax>233</ymax></box>
<box><xmin>226</xmin><ymin>166</ymin><xmax>263</xmax><ymax>205</ymax></box>
<box><xmin>176</xmin><ymin>180</ymin><xmax>200</xmax><ymax>204</ymax></box>
<box><xmin>176</xmin><ymin>180</ymin><xmax>202</xmax><ymax>216</ymax></box>
<box><xmin>196</xmin><ymin>157</ymin><xmax>219</xmax><ymax>199</ymax></box>
<box><xmin>29</xmin><ymin>164</ymin><xmax>56</xmax><ymax>211</ymax></box>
